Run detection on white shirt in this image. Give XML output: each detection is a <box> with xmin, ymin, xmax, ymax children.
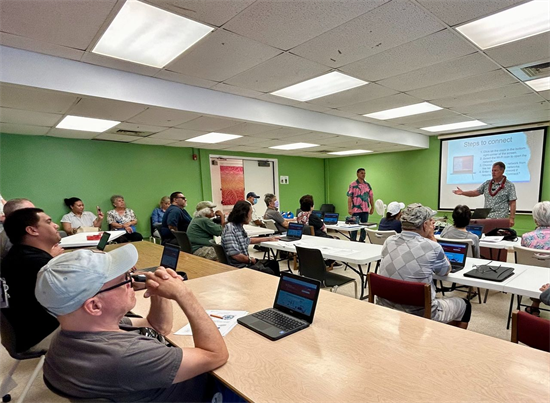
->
<box><xmin>247</xmin><ymin>200</ymin><xmax>263</xmax><ymax>226</ymax></box>
<box><xmin>60</xmin><ymin>211</ymin><xmax>97</xmax><ymax>228</ymax></box>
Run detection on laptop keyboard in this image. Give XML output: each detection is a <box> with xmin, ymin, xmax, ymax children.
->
<box><xmin>252</xmin><ymin>309</ymin><xmax>304</xmax><ymax>331</ymax></box>
<box><xmin>451</xmin><ymin>265</ymin><xmax>463</xmax><ymax>273</ymax></box>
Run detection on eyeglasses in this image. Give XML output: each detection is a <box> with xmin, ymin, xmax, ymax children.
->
<box><xmin>95</xmin><ymin>272</ymin><xmax>132</xmax><ymax>295</ymax></box>
<box><xmin>139</xmin><ymin>327</ymin><xmax>166</xmax><ymax>344</ymax></box>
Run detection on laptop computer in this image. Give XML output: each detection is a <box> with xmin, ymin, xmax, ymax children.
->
<box><xmin>471</xmin><ymin>208</ymin><xmax>492</xmax><ymax>219</ymax></box>
<box><xmin>279</xmin><ymin>222</ymin><xmax>304</xmax><ymax>242</ymax></box>
<box><xmin>466</xmin><ymin>224</ymin><xmax>484</xmax><ymax>239</ymax></box>
<box><xmin>323</xmin><ymin>212</ymin><xmax>339</xmax><ymax>225</ymax></box>
<box><xmin>437</xmin><ymin>240</ymin><xmax>469</xmax><ymax>273</ymax></box>
<box><xmin>311</xmin><ymin>210</ymin><xmax>324</xmax><ymax>219</ymax></box>
<box><xmin>139</xmin><ymin>244</ymin><xmax>180</xmax><ymax>272</ymax></box>
<box><xmin>237</xmin><ymin>272</ymin><xmax>321</xmax><ymax>341</ymax></box>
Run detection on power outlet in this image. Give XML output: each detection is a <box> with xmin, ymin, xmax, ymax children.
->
<box><xmin>280</xmin><ymin>176</ymin><xmax>289</xmax><ymax>185</ymax></box>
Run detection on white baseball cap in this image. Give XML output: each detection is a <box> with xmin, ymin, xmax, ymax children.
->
<box><xmin>387</xmin><ymin>201</ymin><xmax>405</xmax><ymax>216</ymax></box>
<box><xmin>35</xmin><ymin>244</ymin><xmax>138</xmax><ymax>316</ymax></box>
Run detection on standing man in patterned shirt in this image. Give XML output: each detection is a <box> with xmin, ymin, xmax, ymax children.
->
<box><xmin>453</xmin><ymin>161</ymin><xmax>517</xmax><ymax>227</ymax></box>
<box><xmin>347</xmin><ymin>168</ymin><xmax>374</xmax><ymax>242</ymax></box>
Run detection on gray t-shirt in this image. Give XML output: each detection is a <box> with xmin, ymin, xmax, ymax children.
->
<box><xmin>440</xmin><ymin>226</ymin><xmax>480</xmax><ymax>258</ymax></box>
<box><xmin>264</xmin><ymin>208</ymin><xmax>285</xmax><ymax>232</ymax></box>
<box><xmin>476</xmin><ymin>179</ymin><xmax>517</xmax><ymax>219</ymax></box>
<box><xmin>44</xmin><ymin>321</ymin><xmax>204</xmax><ymax>402</ymax></box>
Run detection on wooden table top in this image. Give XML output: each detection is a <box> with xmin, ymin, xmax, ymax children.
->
<box><xmin>132</xmin><ymin>269</ymin><xmax>550</xmax><ymax>403</ymax></box>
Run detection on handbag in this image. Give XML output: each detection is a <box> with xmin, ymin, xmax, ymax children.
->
<box><xmin>485</xmin><ymin>227</ymin><xmax>517</xmax><ymax>241</ymax></box>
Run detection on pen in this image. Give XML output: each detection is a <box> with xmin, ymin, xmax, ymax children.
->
<box><xmin>210</xmin><ymin>314</ymin><xmax>224</xmax><ymax>319</ymax></box>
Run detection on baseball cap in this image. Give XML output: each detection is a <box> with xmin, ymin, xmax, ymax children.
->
<box><xmin>35</xmin><ymin>244</ymin><xmax>138</xmax><ymax>316</ymax></box>
<box><xmin>196</xmin><ymin>201</ymin><xmax>216</xmax><ymax>211</ymax></box>
<box><xmin>387</xmin><ymin>201</ymin><xmax>405</xmax><ymax>216</ymax></box>
<box><xmin>401</xmin><ymin>203</ymin><xmax>437</xmax><ymax>230</ymax></box>
<box><xmin>246</xmin><ymin>192</ymin><xmax>260</xmax><ymax>199</ymax></box>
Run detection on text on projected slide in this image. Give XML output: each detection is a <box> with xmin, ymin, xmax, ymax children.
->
<box><xmin>446</xmin><ymin>132</ymin><xmax>531</xmax><ymax>185</ymax></box>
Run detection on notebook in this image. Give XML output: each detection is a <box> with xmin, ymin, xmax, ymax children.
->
<box><xmin>237</xmin><ymin>273</ymin><xmax>321</xmax><ymax>341</ymax></box>
<box><xmin>279</xmin><ymin>223</ymin><xmax>304</xmax><ymax>242</ymax></box>
<box><xmin>471</xmin><ymin>208</ymin><xmax>492</xmax><ymax>219</ymax></box>
<box><xmin>139</xmin><ymin>244</ymin><xmax>180</xmax><ymax>272</ymax></box>
<box><xmin>437</xmin><ymin>240</ymin><xmax>469</xmax><ymax>273</ymax></box>
<box><xmin>466</xmin><ymin>224</ymin><xmax>484</xmax><ymax>239</ymax></box>
<box><xmin>323</xmin><ymin>212</ymin><xmax>339</xmax><ymax>225</ymax></box>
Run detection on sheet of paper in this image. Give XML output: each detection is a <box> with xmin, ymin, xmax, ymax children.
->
<box><xmin>175</xmin><ymin>310</ymin><xmax>248</xmax><ymax>337</ymax></box>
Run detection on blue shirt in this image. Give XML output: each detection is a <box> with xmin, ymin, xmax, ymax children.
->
<box><xmin>151</xmin><ymin>207</ymin><xmax>165</xmax><ymax>225</ymax></box>
<box><xmin>160</xmin><ymin>205</ymin><xmax>192</xmax><ymax>240</ymax></box>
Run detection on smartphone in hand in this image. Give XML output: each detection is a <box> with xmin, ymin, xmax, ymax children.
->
<box><xmin>96</xmin><ymin>205</ymin><xmax>102</xmax><ymax>213</ymax></box>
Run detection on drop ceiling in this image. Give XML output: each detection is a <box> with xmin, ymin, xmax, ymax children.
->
<box><xmin>0</xmin><ymin>0</ymin><xmax>548</xmax><ymax>158</ymax></box>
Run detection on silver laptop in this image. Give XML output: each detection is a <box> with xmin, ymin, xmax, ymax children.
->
<box><xmin>437</xmin><ymin>240</ymin><xmax>469</xmax><ymax>273</ymax></box>
<box><xmin>237</xmin><ymin>273</ymin><xmax>321</xmax><ymax>341</ymax></box>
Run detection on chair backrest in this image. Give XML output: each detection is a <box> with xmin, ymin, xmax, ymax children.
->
<box><xmin>514</xmin><ymin>245</ymin><xmax>550</xmax><ymax>268</ymax></box>
<box><xmin>263</xmin><ymin>219</ymin><xmax>279</xmax><ymax>233</ymax></box>
<box><xmin>320</xmin><ymin>204</ymin><xmax>335</xmax><ymax>213</ymax></box>
<box><xmin>367</xmin><ymin>273</ymin><xmax>431</xmax><ymax>319</ymax></box>
<box><xmin>211</xmin><ymin>243</ymin><xmax>230</xmax><ymax>265</ymax></box>
<box><xmin>511</xmin><ymin>311</ymin><xmax>550</xmax><ymax>352</ymax></box>
<box><xmin>173</xmin><ymin>231</ymin><xmax>193</xmax><ymax>254</ymax></box>
<box><xmin>1</xmin><ymin>310</ymin><xmax>46</xmax><ymax>360</ymax></box>
<box><xmin>44</xmin><ymin>376</ymin><xmax>114</xmax><ymax>402</ymax></box>
<box><xmin>438</xmin><ymin>237</ymin><xmax>474</xmax><ymax>258</ymax></box>
<box><xmin>302</xmin><ymin>224</ymin><xmax>315</xmax><ymax>236</ymax></box>
<box><xmin>295</xmin><ymin>246</ymin><xmax>328</xmax><ymax>283</ymax></box>
<box><xmin>365</xmin><ymin>228</ymin><xmax>397</xmax><ymax>245</ymax></box>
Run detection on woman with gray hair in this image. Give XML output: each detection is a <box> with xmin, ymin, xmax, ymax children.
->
<box><xmin>107</xmin><ymin>195</ymin><xmax>143</xmax><ymax>243</ymax></box>
<box><xmin>521</xmin><ymin>201</ymin><xmax>550</xmax><ymax>316</ymax></box>
<box><xmin>187</xmin><ymin>201</ymin><xmax>225</xmax><ymax>260</ymax></box>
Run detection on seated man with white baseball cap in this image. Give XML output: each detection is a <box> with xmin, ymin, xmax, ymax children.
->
<box><xmin>378</xmin><ymin>201</ymin><xmax>405</xmax><ymax>233</ymax></box>
<box><xmin>377</xmin><ymin>203</ymin><xmax>471</xmax><ymax>329</ymax></box>
<box><xmin>35</xmin><ymin>244</ymin><xmax>228</xmax><ymax>402</ymax></box>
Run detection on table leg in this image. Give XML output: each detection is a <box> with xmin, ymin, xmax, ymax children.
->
<box><xmin>506</xmin><ymin>293</ymin><xmax>515</xmax><ymax>330</ymax></box>
<box><xmin>342</xmin><ymin>263</ymin><xmax>368</xmax><ymax>300</ymax></box>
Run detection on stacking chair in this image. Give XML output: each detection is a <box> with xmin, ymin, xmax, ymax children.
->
<box><xmin>0</xmin><ymin>311</ymin><xmax>47</xmax><ymax>403</ymax></box>
<box><xmin>44</xmin><ymin>376</ymin><xmax>114</xmax><ymax>402</ymax></box>
<box><xmin>295</xmin><ymin>246</ymin><xmax>357</xmax><ymax>298</ymax></box>
<box><xmin>212</xmin><ymin>243</ymin><xmax>230</xmax><ymax>265</ymax></box>
<box><xmin>173</xmin><ymin>231</ymin><xmax>193</xmax><ymax>254</ymax></box>
<box><xmin>263</xmin><ymin>219</ymin><xmax>279</xmax><ymax>233</ymax></box>
<box><xmin>365</xmin><ymin>229</ymin><xmax>396</xmax><ymax>245</ymax></box>
<box><xmin>149</xmin><ymin>217</ymin><xmax>161</xmax><ymax>244</ymax></box>
<box><xmin>514</xmin><ymin>245</ymin><xmax>550</xmax><ymax>268</ymax></box>
<box><xmin>319</xmin><ymin>204</ymin><xmax>335</xmax><ymax>214</ymax></box>
<box><xmin>302</xmin><ymin>224</ymin><xmax>315</xmax><ymax>236</ymax></box>
<box><xmin>511</xmin><ymin>311</ymin><xmax>550</xmax><ymax>352</ymax></box>
<box><xmin>367</xmin><ymin>272</ymin><xmax>431</xmax><ymax>319</ymax></box>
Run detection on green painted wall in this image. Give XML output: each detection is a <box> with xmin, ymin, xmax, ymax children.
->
<box><xmin>0</xmin><ymin>133</ymin><xmax>326</xmax><ymax>235</ymax></box>
<box><xmin>326</xmin><ymin>133</ymin><xmax>550</xmax><ymax>236</ymax></box>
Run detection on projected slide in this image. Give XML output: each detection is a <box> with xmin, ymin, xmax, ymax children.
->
<box><xmin>439</xmin><ymin>129</ymin><xmax>546</xmax><ymax>213</ymax></box>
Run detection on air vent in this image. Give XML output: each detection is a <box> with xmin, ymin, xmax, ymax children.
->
<box><xmin>115</xmin><ymin>129</ymin><xmax>150</xmax><ymax>137</ymax></box>
<box><xmin>509</xmin><ymin>59</ymin><xmax>550</xmax><ymax>81</ymax></box>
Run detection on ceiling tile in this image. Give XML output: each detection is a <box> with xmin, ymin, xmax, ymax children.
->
<box><xmin>68</xmin><ymin>98</ymin><xmax>147</xmax><ymax>121</ymax></box>
<box><xmin>407</xmin><ymin>69</ymin><xmax>517</xmax><ymax>100</ymax></box>
<box><xmin>481</xmin><ymin>110</ymin><xmax>550</xmax><ymax>126</ymax></box>
<box><xmin>408</xmin><ymin>114</ymin><xmax>479</xmax><ymax>129</ymax></box>
<box><xmin>308</xmin><ymin>83</ymin><xmax>398</xmax><ymax>108</ymax></box>
<box><xmin>80</xmin><ymin>52</ymin><xmax>161</xmax><ymax>77</ymax></box>
<box><xmin>452</xmin><ymin>94</ymin><xmax>547</xmax><ymax>115</ymax></box>
<box><xmin>417</xmin><ymin>0</ymin><xmax>529</xmax><ymax>26</ymax></box>
<box><xmin>217</xmin><ymin>122</ymin><xmax>279</xmax><ymax>136</ymax></box>
<box><xmin>47</xmin><ymin>128</ymin><xmax>98</xmax><ymax>140</ymax></box>
<box><xmin>378</xmin><ymin>53</ymin><xmax>498</xmax><ymax>92</ymax></box>
<box><xmin>467</xmin><ymin>102</ymin><xmax>550</xmax><ymax>120</ymax></box>
<box><xmin>0</xmin><ymin>31</ymin><xmax>84</xmax><ymax>61</ymax></box>
<box><xmin>386</xmin><ymin>108</ymin><xmax>462</xmax><ymax>125</ymax></box>
<box><xmin>249</xmin><ymin>127</ymin><xmax>311</xmax><ymax>140</ymax></box>
<box><xmin>0</xmin><ymin>122</ymin><xmax>49</xmax><ymax>136</ymax></box>
<box><xmin>222</xmin><ymin>145</ymin><xmax>263</xmax><ymax>153</ymax></box>
<box><xmin>177</xmin><ymin>116</ymin><xmax>241</xmax><ymax>131</ymax></box>
<box><xmin>151</xmin><ymin>128</ymin><xmax>208</xmax><ymax>141</ymax></box>
<box><xmin>291</xmin><ymin>0</ymin><xmax>445</xmax><ymax>68</ymax></box>
<box><xmin>485</xmin><ymin>32</ymin><xmax>550</xmax><ymax>68</ymax></box>
<box><xmin>0</xmin><ymin>0</ymin><xmax>116</xmax><ymax>50</ymax></box>
<box><xmin>223</xmin><ymin>53</ymin><xmax>330</xmax><ymax>92</ymax></box>
<box><xmin>130</xmin><ymin>137</ymin><xmax>177</xmax><ymax>146</ymax></box>
<box><xmin>338</xmin><ymin>93</ymin><xmax>423</xmax><ymax>114</ymax></box>
<box><xmin>189</xmin><ymin>142</ymin><xmax>234</xmax><ymax>150</ymax></box>
<box><xmin>127</xmin><ymin>107</ymin><xmax>201</xmax><ymax>127</ymax></box>
<box><xmin>93</xmin><ymin>133</ymin><xmax>143</xmax><ymax>143</ymax></box>
<box><xmin>222</xmin><ymin>0</ymin><xmax>388</xmax><ymax>50</ymax></box>
<box><xmin>146</xmin><ymin>0</ymin><xmax>256</xmax><ymax>27</ymax></box>
<box><xmin>432</xmin><ymin>83</ymin><xmax>533</xmax><ymax>108</ymax></box>
<box><xmin>341</xmin><ymin>29</ymin><xmax>476</xmax><ymax>82</ymax></box>
<box><xmin>539</xmin><ymin>90</ymin><xmax>550</xmax><ymax>101</ymax></box>
<box><xmin>0</xmin><ymin>107</ymin><xmax>62</xmax><ymax>126</ymax></box>
<box><xmin>154</xmin><ymin>70</ymin><xmax>219</xmax><ymax>88</ymax></box>
<box><xmin>300</xmin><ymin>132</ymin><xmax>340</xmax><ymax>141</ymax></box>
<box><xmin>166</xmin><ymin>29</ymin><xmax>281</xmax><ymax>82</ymax></box>
<box><xmin>209</xmin><ymin>83</ymin><xmax>264</xmax><ymax>99</ymax></box>
<box><xmin>219</xmin><ymin>135</ymin><xmax>269</xmax><ymax>146</ymax></box>
<box><xmin>106</xmin><ymin>122</ymin><xmax>166</xmax><ymax>135</ymax></box>
<box><xmin>0</xmin><ymin>84</ymin><xmax>78</xmax><ymax>114</ymax></box>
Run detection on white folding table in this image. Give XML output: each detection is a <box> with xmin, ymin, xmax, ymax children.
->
<box><xmin>59</xmin><ymin>231</ymin><xmax>126</xmax><ymax>248</ymax></box>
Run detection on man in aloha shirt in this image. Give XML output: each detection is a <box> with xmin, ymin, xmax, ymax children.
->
<box><xmin>347</xmin><ymin>168</ymin><xmax>374</xmax><ymax>242</ymax></box>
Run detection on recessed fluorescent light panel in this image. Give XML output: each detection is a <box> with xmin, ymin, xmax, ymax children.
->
<box><xmin>456</xmin><ymin>1</ymin><xmax>550</xmax><ymax>49</ymax></box>
<box><xmin>365</xmin><ymin>102</ymin><xmax>442</xmax><ymax>120</ymax></box>
<box><xmin>526</xmin><ymin>76</ymin><xmax>550</xmax><ymax>92</ymax></box>
<box><xmin>56</xmin><ymin>116</ymin><xmax>120</xmax><ymax>132</ymax></box>
<box><xmin>328</xmin><ymin>150</ymin><xmax>373</xmax><ymax>156</ymax></box>
<box><xmin>185</xmin><ymin>133</ymin><xmax>242</xmax><ymax>144</ymax></box>
<box><xmin>93</xmin><ymin>0</ymin><xmax>214</xmax><ymax>68</ymax></box>
<box><xmin>421</xmin><ymin>120</ymin><xmax>487</xmax><ymax>133</ymax></box>
<box><xmin>271</xmin><ymin>72</ymin><xmax>368</xmax><ymax>102</ymax></box>
<box><xmin>269</xmin><ymin>143</ymin><xmax>319</xmax><ymax>150</ymax></box>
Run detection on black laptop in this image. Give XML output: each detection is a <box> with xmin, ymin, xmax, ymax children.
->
<box><xmin>437</xmin><ymin>240</ymin><xmax>469</xmax><ymax>273</ymax></box>
<box><xmin>139</xmin><ymin>244</ymin><xmax>180</xmax><ymax>272</ymax></box>
<box><xmin>237</xmin><ymin>273</ymin><xmax>321</xmax><ymax>341</ymax></box>
<box><xmin>471</xmin><ymin>208</ymin><xmax>491</xmax><ymax>219</ymax></box>
<box><xmin>466</xmin><ymin>224</ymin><xmax>484</xmax><ymax>239</ymax></box>
<box><xmin>322</xmin><ymin>212</ymin><xmax>339</xmax><ymax>225</ymax></box>
<box><xmin>311</xmin><ymin>210</ymin><xmax>324</xmax><ymax>219</ymax></box>
<box><xmin>279</xmin><ymin>222</ymin><xmax>304</xmax><ymax>242</ymax></box>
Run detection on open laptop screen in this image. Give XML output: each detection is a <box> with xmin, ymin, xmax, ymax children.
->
<box><xmin>287</xmin><ymin>223</ymin><xmax>303</xmax><ymax>238</ymax></box>
<box><xmin>274</xmin><ymin>275</ymin><xmax>319</xmax><ymax>320</ymax></box>
<box><xmin>438</xmin><ymin>241</ymin><xmax>467</xmax><ymax>265</ymax></box>
<box><xmin>466</xmin><ymin>225</ymin><xmax>483</xmax><ymax>238</ymax></box>
<box><xmin>323</xmin><ymin>213</ymin><xmax>339</xmax><ymax>225</ymax></box>
<box><xmin>311</xmin><ymin>210</ymin><xmax>323</xmax><ymax>219</ymax></box>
